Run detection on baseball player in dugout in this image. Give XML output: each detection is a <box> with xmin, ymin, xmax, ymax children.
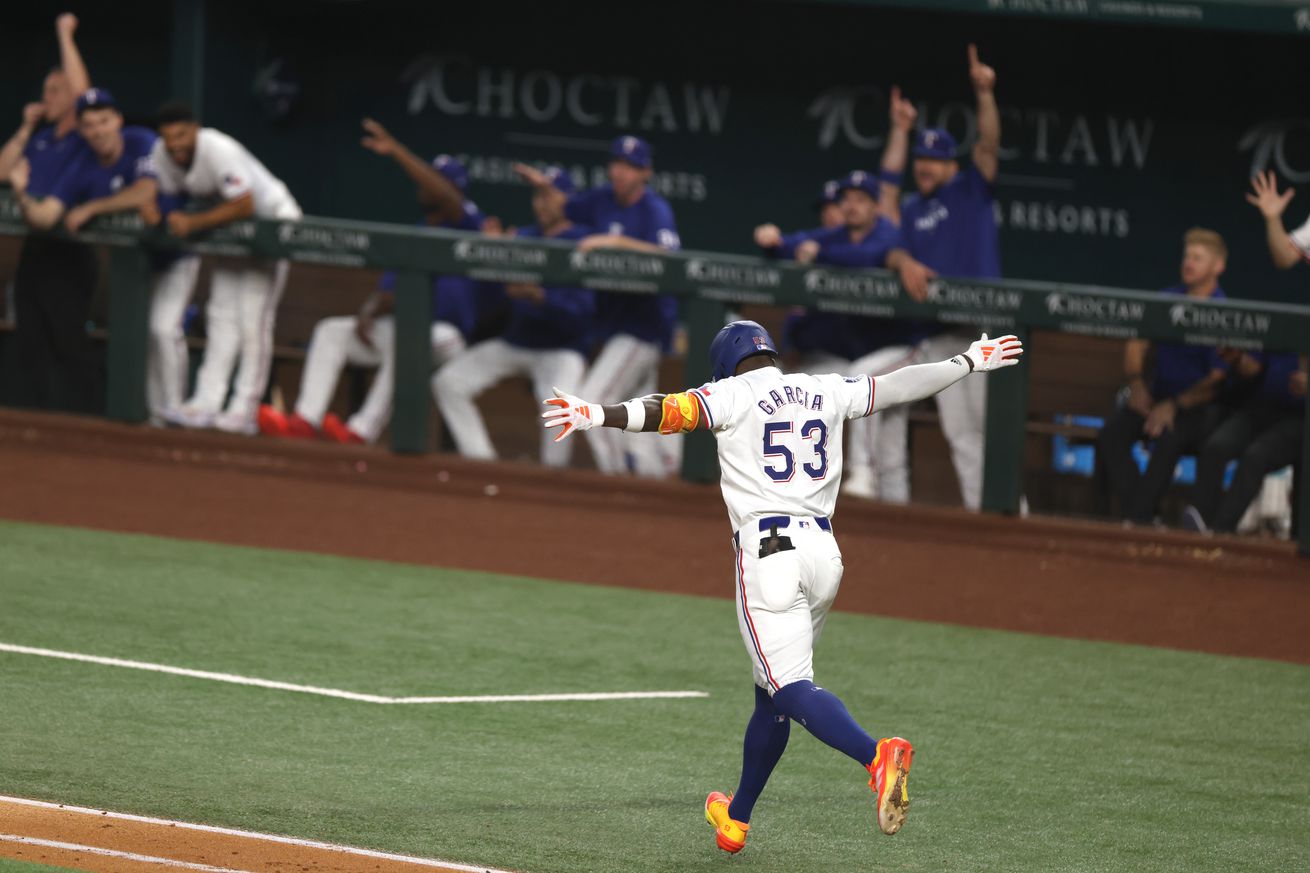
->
<box><xmin>1</xmin><ymin>13</ymin><xmax>98</xmax><ymax>412</ymax></box>
<box><xmin>150</xmin><ymin>102</ymin><xmax>302</xmax><ymax>435</ymax></box>
<box><xmin>541</xmin><ymin>320</ymin><xmax>1023</xmax><ymax>853</ymax></box>
<box><xmin>260</xmin><ymin>119</ymin><xmax>481</xmax><ymax>444</ymax></box>
<box><xmin>878</xmin><ymin>44</ymin><xmax>1003</xmax><ymax>511</ymax></box>
<box><xmin>759</xmin><ymin>172</ymin><xmax>935</xmax><ymax>504</ymax></box>
<box><xmin>1098</xmin><ymin>229</ymin><xmax>1233</xmax><ymax>526</ymax></box>
<box><xmin>514</xmin><ymin>135</ymin><xmax>681</xmax><ymax>478</ymax></box>
<box><xmin>433</xmin><ymin>166</ymin><xmax>595</xmax><ymax>466</ymax></box>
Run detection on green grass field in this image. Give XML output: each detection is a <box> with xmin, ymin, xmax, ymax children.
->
<box><xmin>0</xmin><ymin>862</ymin><xmax>82</xmax><ymax>873</ymax></box>
<box><xmin>0</xmin><ymin>518</ymin><xmax>1307</xmax><ymax>873</ymax></box>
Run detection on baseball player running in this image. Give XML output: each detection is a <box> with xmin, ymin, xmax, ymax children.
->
<box><xmin>433</xmin><ymin>166</ymin><xmax>594</xmax><ymax>465</ymax></box>
<box><xmin>541</xmin><ymin>320</ymin><xmax>1023</xmax><ymax>852</ymax></box>
<box><xmin>151</xmin><ymin>102</ymin><xmax>302</xmax><ymax>434</ymax></box>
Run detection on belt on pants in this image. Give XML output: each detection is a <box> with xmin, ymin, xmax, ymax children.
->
<box><xmin>734</xmin><ymin>515</ymin><xmax>831</xmax><ymax>547</ymax></box>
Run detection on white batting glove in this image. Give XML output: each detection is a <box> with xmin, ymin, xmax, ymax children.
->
<box><xmin>541</xmin><ymin>387</ymin><xmax>605</xmax><ymax>443</ymax></box>
<box><xmin>963</xmin><ymin>333</ymin><xmax>1024</xmax><ymax>372</ymax></box>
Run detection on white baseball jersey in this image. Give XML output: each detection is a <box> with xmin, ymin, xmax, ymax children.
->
<box><xmin>1290</xmin><ymin>215</ymin><xmax>1310</xmax><ymax>263</ymax></box>
<box><xmin>152</xmin><ymin>128</ymin><xmax>302</xmax><ymax>220</ymax></box>
<box><xmin>689</xmin><ymin>366</ymin><xmax>873</xmax><ymax>532</ymax></box>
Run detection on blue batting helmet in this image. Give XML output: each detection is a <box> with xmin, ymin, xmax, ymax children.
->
<box><xmin>709</xmin><ymin>320</ymin><xmax>778</xmax><ymax>381</ymax></box>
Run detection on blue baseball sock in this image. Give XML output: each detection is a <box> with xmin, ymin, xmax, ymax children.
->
<box><xmin>771</xmin><ymin>680</ymin><xmax>879</xmax><ymax>767</ymax></box>
<box><xmin>727</xmin><ymin>685</ymin><xmax>790</xmax><ymax>823</ymax></box>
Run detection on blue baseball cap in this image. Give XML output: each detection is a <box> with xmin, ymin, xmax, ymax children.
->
<box><xmin>837</xmin><ymin>170</ymin><xmax>879</xmax><ymax>200</ymax></box>
<box><xmin>541</xmin><ymin>165</ymin><xmax>576</xmax><ymax>195</ymax></box>
<box><xmin>709</xmin><ymin>320</ymin><xmax>778</xmax><ymax>381</ymax></box>
<box><xmin>912</xmin><ymin>128</ymin><xmax>958</xmax><ymax>160</ymax></box>
<box><xmin>609</xmin><ymin>135</ymin><xmax>652</xmax><ymax>169</ymax></box>
<box><xmin>818</xmin><ymin>179</ymin><xmax>841</xmax><ymax>206</ymax></box>
<box><xmin>431</xmin><ymin>154</ymin><xmax>469</xmax><ymax>191</ymax></box>
<box><xmin>76</xmin><ymin>88</ymin><xmax>118</xmax><ymax>116</ymax></box>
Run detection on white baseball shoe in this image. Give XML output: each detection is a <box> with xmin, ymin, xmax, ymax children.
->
<box><xmin>160</xmin><ymin>405</ymin><xmax>215</xmax><ymax>430</ymax></box>
<box><xmin>213</xmin><ymin>411</ymin><xmax>258</xmax><ymax>436</ymax></box>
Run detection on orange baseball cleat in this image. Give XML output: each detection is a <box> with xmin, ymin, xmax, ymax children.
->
<box><xmin>868</xmin><ymin>737</ymin><xmax>914</xmax><ymax>835</ymax></box>
<box><xmin>703</xmin><ymin>791</ymin><xmax>749</xmax><ymax>853</ymax></box>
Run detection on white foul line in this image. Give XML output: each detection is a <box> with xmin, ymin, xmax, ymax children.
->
<box><xmin>0</xmin><ymin>834</ymin><xmax>257</xmax><ymax>872</ymax></box>
<box><xmin>0</xmin><ymin>797</ymin><xmax>518</xmax><ymax>872</ymax></box>
<box><xmin>0</xmin><ymin>642</ymin><xmax>708</xmax><ymax>704</ymax></box>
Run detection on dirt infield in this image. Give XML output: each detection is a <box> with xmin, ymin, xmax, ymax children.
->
<box><xmin>1</xmin><ymin>408</ymin><xmax>1308</xmax><ymax>871</ymax></box>
<box><xmin>0</xmin><ymin>798</ymin><xmax>507</xmax><ymax>873</ymax></box>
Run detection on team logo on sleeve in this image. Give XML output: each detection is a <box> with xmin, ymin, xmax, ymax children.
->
<box><xmin>224</xmin><ymin>174</ymin><xmax>243</xmax><ymax>188</ymax></box>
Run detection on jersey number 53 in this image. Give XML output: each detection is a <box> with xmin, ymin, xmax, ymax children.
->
<box><xmin>762</xmin><ymin>420</ymin><xmax>829</xmax><ymax>482</ymax></box>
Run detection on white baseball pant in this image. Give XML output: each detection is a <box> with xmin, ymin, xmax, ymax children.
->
<box><xmin>294</xmin><ymin>315</ymin><xmax>465</xmax><ymax>443</ymax></box>
<box><xmin>146</xmin><ymin>255</ymin><xmax>200</xmax><ymax>421</ymax></box>
<box><xmin>432</xmin><ymin>338</ymin><xmax>587</xmax><ymax>467</ymax></box>
<box><xmin>917</xmin><ymin>331</ymin><xmax>988</xmax><ymax>511</ymax></box>
<box><xmin>845</xmin><ymin>344</ymin><xmax>918</xmax><ymax>504</ymax></box>
<box><xmin>579</xmin><ymin>333</ymin><xmax>672</xmax><ymax>477</ymax></box>
<box><xmin>185</xmin><ymin>257</ymin><xmax>289</xmax><ymax>423</ymax></box>
<box><xmin>734</xmin><ymin>517</ymin><xmax>843</xmax><ymax>694</ymax></box>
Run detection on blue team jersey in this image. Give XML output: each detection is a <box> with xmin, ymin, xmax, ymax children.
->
<box><xmin>378</xmin><ymin>201</ymin><xmax>484</xmax><ymax>338</ymax></box>
<box><xmin>23</xmin><ymin>125</ymin><xmax>90</xmax><ymax>198</ymax></box>
<box><xmin>900</xmin><ymin>164</ymin><xmax>1001</xmax><ymax>280</ymax></box>
<box><xmin>48</xmin><ymin>126</ymin><xmax>158</xmax><ymax>207</ymax></box>
<box><xmin>503</xmin><ymin>224</ymin><xmax>595</xmax><ymax>354</ymax></box>
<box><xmin>564</xmin><ymin>184</ymin><xmax>680</xmax><ymax>346</ymax></box>
<box><xmin>1151</xmin><ymin>285</ymin><xmax>1228</xmax><ymax>399</ymax></box>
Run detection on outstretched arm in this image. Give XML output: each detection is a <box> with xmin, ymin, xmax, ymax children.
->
<box><xmin>541</xmin><ymin>389</ymin><xmax>706</xmax><ymax>442</ymax></box>
<box><xmin>869</xmin><ymin>333</ymin><xmax>1022</xmax><ymax>413</ymax></box>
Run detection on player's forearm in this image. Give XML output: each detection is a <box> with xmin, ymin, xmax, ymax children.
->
<box><xmin>58</xmin><ymin>24</ymin><xmax>91</xmax><ymax>96</ymax></box>
<box><xmin>598</xmin><ymin>390</ymin><xmax>707</xmax><ymax>435</ymax></box>
<box><xmin>1123</xmin><ymin>339</ymin><xmax>1148</xmax><ymax>378</ymax></box>
<box><xmin>595</xmin><ymin>235</ymin><xmax>663</xmax><ymax>254</ymax></box>
<box><xmin>392</xmin><ymin>144</ymin><xmax>463</xmax><ymax>218</ymax></box>
<box><xmin>81</xmin><ymin>179</ymin><xmax>158</xmax><ymax>220</ymax></box>
<box><xmin>0</xmin><ymin>127</ymin><xmax>35</xmax><ymax>179</ymax></box>
<box><xmin>186</xmin><ymin>191</ymin><xmax>255</xmax><ymax>232</ymax></box>
<box><xmin>1173</xmin><ymin>371</ymin><xmax>1222</xmax><ymax>410</ymax></box>
<box><xmin>870</xmin><ymin>357</ymin><xmax>971</xmax><ymax>413</ymax></box>
<box><xmin>973</xmin><ymin>90</ymin><xmax>1000</xmax><ymax>182</ymax></box>
<box><xmin>1264</xmin><ymin>216</ymin><xmax>1302</xmax><ymax>269</ymax></box>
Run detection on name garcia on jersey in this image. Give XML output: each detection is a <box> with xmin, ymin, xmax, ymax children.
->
<box><xmin>756</xmin><ymin>385</ymin><xmax>825</xmax><ymax>416</ymax></box>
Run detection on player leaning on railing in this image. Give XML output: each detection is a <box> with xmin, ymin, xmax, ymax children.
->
<box><xmin>540</xmin><ymin>320</ymin><xmax>1022</xmax><ymax>854</ymax></box>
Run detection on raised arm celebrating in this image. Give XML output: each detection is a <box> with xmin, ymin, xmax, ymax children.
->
<box><xmin>1246</xmin><ymin>171</ymin><xmax>1305</xmax><ymax>269</ymax></box>
<box><xmin>361</xmin><ymin>117</ymin><xmax>465</xmax><ymax>224</ymax></box>
<box><xmin>968</xmin><ymin>43</ymin><xmax>999</xmax><ymax>184</ymax></box>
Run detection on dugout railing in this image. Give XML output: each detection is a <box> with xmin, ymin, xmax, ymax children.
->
<box><xmin>3</xmin><ymin>191</ymin><xmax>1309</xmax><ymax>554</ymax></box>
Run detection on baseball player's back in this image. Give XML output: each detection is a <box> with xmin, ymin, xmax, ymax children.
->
<box><xmin>689</xmin><ymin>367</ymin><xmax>871</xmax><ymax>533</ymax></box>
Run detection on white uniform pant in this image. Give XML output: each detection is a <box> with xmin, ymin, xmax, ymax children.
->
<box><xmin>733</xmin><ymin>518</ymin><xmax>843</xmax><ymax>694</ymax></box>
<box><xmin>294</xmin><ymin>315</ymin><xmax>465</xmax><ymax>444</ymax></box>
<box><xmin>579</xmin><ymin>333</ymin><xmax>674</xmax><ymax>478</ymax></box>
<box><xmin>917</xmin><ymin>332</ymin><xmax>988</xmax><ymax>511</ymax></box>
<box><xmin>186</xmin><ymin>257</ymin><xmax>290</xmax><ymax>422</ymax></box>
<box><xmin>147</xmin><ymin>255</ymin><xmax>200</xmax><ymax>420</ymax></box>
<box><xmin>846</xmin><ymin>345</ymin><xmax>918</xmax><ymax>504</ymax></box>
<box><xmin>432</xmin><ymin>338</ymin><xmax>587</xmax><ymax>467</ymax></box>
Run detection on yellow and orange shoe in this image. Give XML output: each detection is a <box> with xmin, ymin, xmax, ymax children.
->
<box><xmin>868</xmin><ymin>737</ymin><xmax>914</xmax><ymax>835</ymax></box>
<box><xmin>704</xmin><ymin>791</ymin><xmax>749</xmax><ymax>853</ymax></box>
